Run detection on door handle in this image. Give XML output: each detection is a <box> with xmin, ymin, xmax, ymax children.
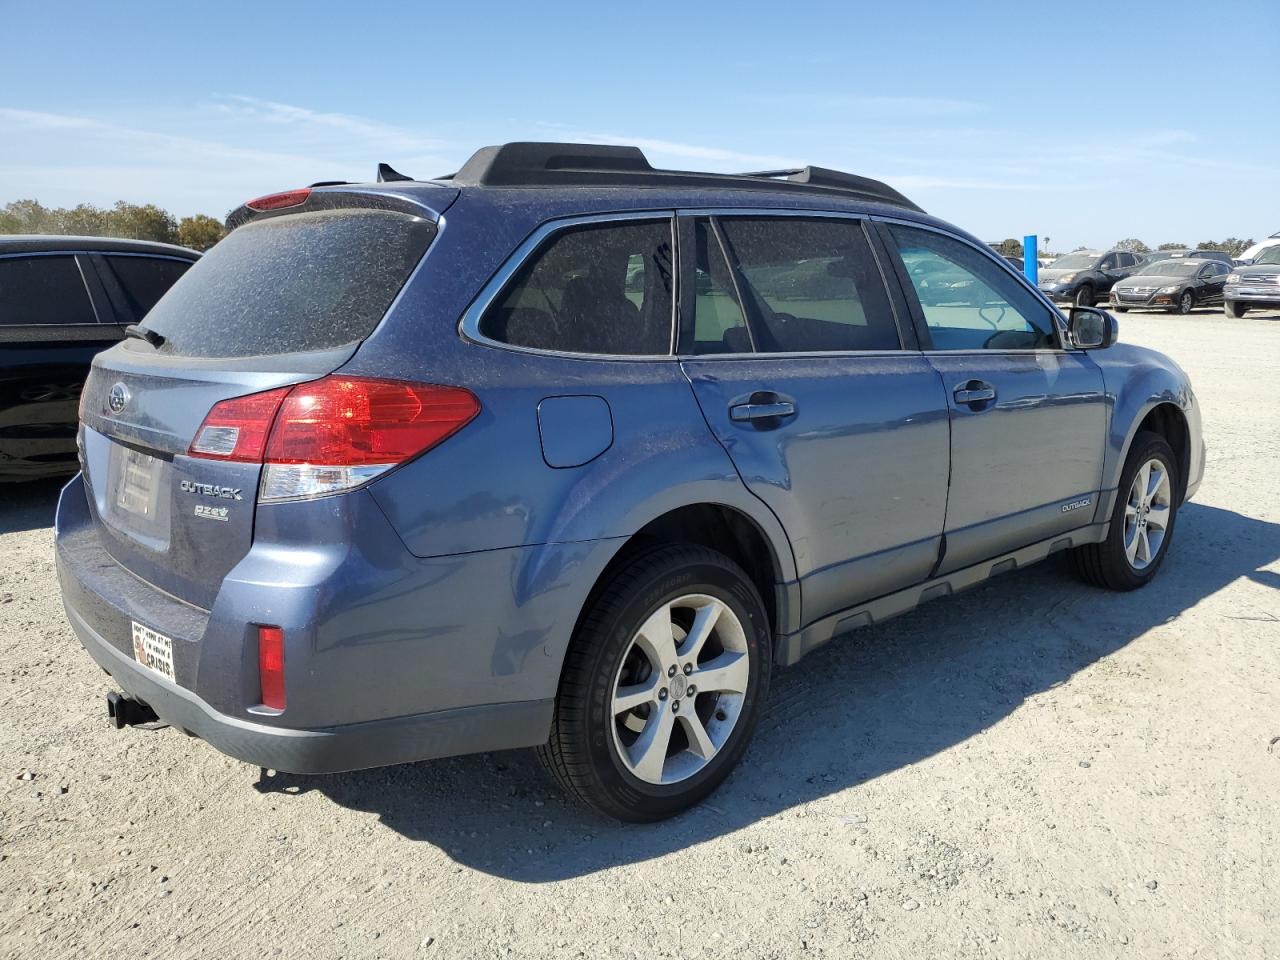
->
<box><xmin>953</xmin><ymin>381</ymin><xmax>996</xmax><ymax>406</ymax></box>
<box><xmin>730</xmin><ymin>400</ymin><xmax>796</xmax><ymax>422</ymax></box>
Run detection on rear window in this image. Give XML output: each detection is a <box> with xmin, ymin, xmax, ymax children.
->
<box><xmin>143</xmin><ymin>210</ymin><xmax>436</xmax><ymax>358</ymax></box>
<box><xmin>104</xmin><ymin>256</ymin><xmax>192</xmax><ymax>323</ymax></box>
<box><xmin>0</xmin><ymin>255</ymin><xmax>97</xmax><ymax>326</ymax></box>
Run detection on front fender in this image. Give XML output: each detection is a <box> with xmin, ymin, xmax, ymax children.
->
<box><xmin>1090</xmin><ymin>343</ymin><xmax>1202</xmax><ymax>521</ymax></box>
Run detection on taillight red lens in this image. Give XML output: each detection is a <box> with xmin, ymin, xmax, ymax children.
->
<box><xmin>263</xmin><ymin>377</ymin><xmax>480</xmax><ymax>466</ymax></box>
<box><xmin>188</xmin><ymin>387</ymin><xmax>290</xmax><ymax>462</ymax></box>
<box><xmin>188</xmin><ymin>375</ymin><xmax>480</xmax><ymax>500</ymax></box>
<box><xmin>245</xmin><ymin>188</ymin><xmax>311</xmax><ymax>212</ymax></box>
<box><xmin>258</xmin><ymin>625</ymin><xmax>285</xmax><ymax>710</ymax></box>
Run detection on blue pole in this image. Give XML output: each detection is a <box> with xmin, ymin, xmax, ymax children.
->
<box><xmin>1024</xmin><ymin>235</ymin><xmax>1038</xmax><ymax>284</ymax></box>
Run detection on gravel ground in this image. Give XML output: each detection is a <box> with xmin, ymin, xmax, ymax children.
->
<box><xmin>2</xmin><ymin>308</ymin><xmax>1278</xmax><ymax>960</ymax></box>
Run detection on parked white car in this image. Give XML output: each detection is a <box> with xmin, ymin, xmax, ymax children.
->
<box><xmin>1236</xmin><ymin>234</ymin><xmax>1280</xmax><ymax>264</ymax></box>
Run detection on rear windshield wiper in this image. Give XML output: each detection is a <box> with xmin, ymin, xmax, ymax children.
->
<box><xmin>124</xmin><ymin>324</ymin><xmax>166</xmax><ymax>348</ymax></box>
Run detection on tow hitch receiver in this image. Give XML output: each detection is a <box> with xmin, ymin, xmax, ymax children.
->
<box><xmin>107</xmin><ymin>691</ymin><xmax>159</xmax><ymax>729</ymax></box>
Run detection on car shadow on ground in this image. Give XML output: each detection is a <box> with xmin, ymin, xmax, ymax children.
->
<box><xmin>257</xmin><ymin>502</ymin><xmax>1280</xmax><ymax>881</ymax></box>
<box><xmin>0</xmin><ymin>477</ymin><xmax>66</xmax><ymax>535</ymax></box>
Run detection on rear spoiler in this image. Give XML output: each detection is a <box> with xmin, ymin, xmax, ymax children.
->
<box><xmin>224</xmin><ymin>180</ymin><xmax>458</xmax><ymax>232</ymax></box>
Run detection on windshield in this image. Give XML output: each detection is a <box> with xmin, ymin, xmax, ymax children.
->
<box><xmin>1135</xmin><ymin>261</ymin><xmax>1202</xmax><ymax>277</ymax></box>
<box><xmin>1253</xmin><ymin>246</ymin><xmax>1280</xmax><ymax>266</ymax></box>
<box><xmin>1048</xmin><ymin>254</ymin><xmax>1096</xmax><ymax>270</ymax></box>
<box><xmin>142</xmin><ymin>209</ymin><xmax>436</xmax><ymax>358</ymax></box>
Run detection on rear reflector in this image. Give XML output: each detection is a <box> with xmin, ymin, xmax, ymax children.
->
<box><xmin>245</xmin><ymin>188</ymin><xmax>312</xmax><ymax>212</ymax></box>
<box><xmin>258</xmin><ymin>625</ymin><xmax>285</xmax><ymax>710</ymax></box>
<box><xmin>188</xmin><ymin>376</ymin><xmax>480</xmax><ymax>501</ymax></box>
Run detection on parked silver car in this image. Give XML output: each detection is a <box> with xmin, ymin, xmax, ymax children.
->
<box><xmin>1224</xmin><ymin>245</ymin><xmax>1280</xmax><ymax>317</ymax></box>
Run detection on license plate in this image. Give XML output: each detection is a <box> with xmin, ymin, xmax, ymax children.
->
<box><xmin>131</xmin><ymin>621</ymin><xmax>176</xmax><ymax>682</ymax></box>
<box><xmin>116</xmin><ymin>448</ymin><xmax>159</xmax><ymax>518</ymax></box>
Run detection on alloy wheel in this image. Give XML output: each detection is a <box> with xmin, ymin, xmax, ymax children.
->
<box><xmin>1124</xmin><ymin>458</ymin><xmax>1172</xmax><ymax>570</ymax></box>
<box><xmin>610</xmin><ymin>594</ymin><xmax>749</xmax><ymax>785</ymax></box>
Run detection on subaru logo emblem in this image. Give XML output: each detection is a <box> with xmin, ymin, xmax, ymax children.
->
<box><xmin>107</xmin><ymin>382</ymin><xmax>130</xmax><ymax>414</ymax></box>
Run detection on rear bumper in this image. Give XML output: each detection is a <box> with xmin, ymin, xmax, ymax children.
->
<box><xmin>55</xmin><ymin>472</ymin><xmax>619</xmax><ymax>773</ymax></box>
<box><xmin>63</xmin><ymin>598</ymin><xmax>551</xmax><ymax>773</ymax></box>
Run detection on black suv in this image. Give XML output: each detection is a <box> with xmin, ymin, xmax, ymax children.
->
<box><xmin>0</xmin><ymin>236</ymin><xmax>199</xmax><ymax>481</ymax></box>
<box><xmin>1037</xmin><ymin>249</ymin><xmax>1140</xmax><ymax>307</ymax></box>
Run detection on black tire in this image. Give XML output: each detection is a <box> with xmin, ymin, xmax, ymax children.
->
<box><xmin>1114</xmin><ymin>305</ymin><xmax>1129</xmax><ymax>313</ymax></box>
<box><xmin>1070</xmin><ymin>431</ymin><xmax>1180</xmax><ymax>591</ymax></box>
<box><xmin>1074</xmin><ymin>284</ymin><xmax>1096</xmax><ymax>308</ymax></box>
<box><xmin>1225</xmin><ymin>300</ymin><xmax>1247</xmax><ymax>319</ymax></box>
<box><xmin>538</xmin><ymin>544</ymin><xmax>771</xmax><ymax>821</ymax></box>
<box><xmin>1174</xmin><ymin>290</ymin><xmax>1194</xmax><ymax>315</ymax></box>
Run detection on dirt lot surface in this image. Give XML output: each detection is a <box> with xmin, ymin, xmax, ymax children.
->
<box><xmin>3</xmin><ymin>308</ymin><xmax>1278</xmax><ymax>960</ymax></box>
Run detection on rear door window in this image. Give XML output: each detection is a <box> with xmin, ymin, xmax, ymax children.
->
<box><xmin>103</xmin><ymin>256</ymin><xmax>192</xmax><ymax>322</ymax></box>
<box><xmin>716</xmin><ymin>217</ymin><xmax>900</xmax><ymax>353</ymax></box>
<box><xmin>0</xmin><ymin>255</ymin><xmax>97</xmax><ymax>326</ymax></box>
<box><xmin>479</xmin><ymin>219</ymin><xmax>675</xmax><ymax>355</ymax></box>
<box><xmin>142</xmin><ymin>210</ymin><xmax>436</xmax><ymax>358</ymax></box>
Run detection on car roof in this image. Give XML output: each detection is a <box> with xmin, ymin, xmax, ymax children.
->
<box><xmin>280</xmin><ymin>141</ymin><xmax>936</xmax><ymax>223</ymax></box>
<box><xmin>436</xmin><ymin>142</ymin><xmax>923</xmax><ymax>209</ymax></box>
<box><xmin>283</xmin><ymin>175</ymin><xmax>962</xmax><ymax>248</ymax></box>
<box><xmin>0</xmin><ymin>235</ymin><xmax>200</xmax><ymax>258</ymax></box>
<box><xmin>232</xmin><ymin>143</ymin><xmax>995</xmax><ymax>251</ymax></box>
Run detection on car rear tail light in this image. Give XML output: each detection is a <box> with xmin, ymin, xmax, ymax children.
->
<box><xmin>257</xmin><ymin>625</ymin><xmax>285</xmax><ymax>710</ymax></box>
<box><xmin>187</xmin><ymin>376</ymin><xmax>480</xmax><ymax>501</ymax></box>
<box><xmin>189</xmin><ymin>387</ymin><xmax>291</xmax><ymax>462</ymax></box>
<box><xmin>245</xmin><ymin>188</ymin><xmax>311</xmax><ymax>212</ymax></box>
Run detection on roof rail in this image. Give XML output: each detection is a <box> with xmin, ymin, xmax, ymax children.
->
<box><xmin>444</xmin><ymin>142</ymin><xmax>923</xmax><ymax>213</ymax></box>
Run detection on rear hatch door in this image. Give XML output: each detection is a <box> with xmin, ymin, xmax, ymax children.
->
<box><xmin>78</xmin><ymin>194</ymin><xmax>446</xmax><ymax>609</ymax></box>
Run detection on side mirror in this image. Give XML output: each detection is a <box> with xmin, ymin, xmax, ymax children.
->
<box><xmin>1068</xmin><ymin>306</ymin><xmax>1116</xmax><ymax>349</ymax></box>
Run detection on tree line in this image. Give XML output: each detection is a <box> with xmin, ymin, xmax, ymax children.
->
<box><xmin>0</xmin><ymin>199</ymin><xmax>225</xmax><ymax>252</ymax></box>
<box><xmin>5</xmin><ymin>201</ymin><xmax>1260</xmax><ymax>261</ymax></box>
<box><xmin>993</xmin><ymin>236</ymin><xmax>1257</xmax><ymax>259</ymax></box>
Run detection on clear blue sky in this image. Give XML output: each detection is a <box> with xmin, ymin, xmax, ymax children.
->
<box><xmin>2</xmin><ymin>0</ymin><xmax>1277</xmax><ymax>250</ymax></box>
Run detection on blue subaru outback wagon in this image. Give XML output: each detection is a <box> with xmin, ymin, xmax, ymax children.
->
<box><xmin>56</xmin><ymin>143</ymin><xmax>1204</xmax><ymax>820</ymax></box>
